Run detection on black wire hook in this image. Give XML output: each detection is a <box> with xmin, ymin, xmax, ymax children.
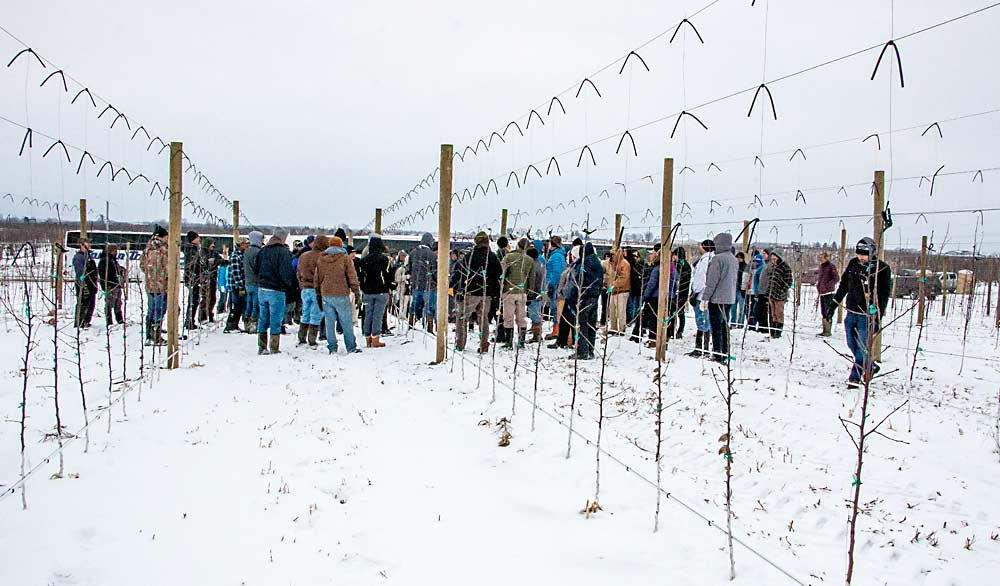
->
<box><xmin>972</xmin><ymin>170</ymin><xmax>984</xmax><ymax>183</ymax></box>
<box><xmin>71</xmin><ymin>87</ymin><xmax>97</xmax><ymax>107</ymax></box>
<box><xmin>148</xmin><ymin>136</ymin><xmax>167</xmax><ymax>152</ymax></box>
<box><xmin>506</xmin><ymin>171</ymin><xmax>521</xmax><ymax>189</ymax></box>
<box><xmin>129</xmin><ymin>173</ymin><xmax>149</xmax><ymax>186</ymax></box>
<box><xmin>461</xmin><ymin>145</ymin><xmax>475</xmax><ymax>159</ymax></box>
<box><xmin>576</xmin><ymin>145</ymin><xmax>596</xmax><ymax>167</ymax></box>
<box><xmin>642</xmin><ymin>175</ymin><xmax>654</xmax><ymax>184</ymax></box>
<box><xmin>670</xmin><ymin>111</ymin><xmax>708</xmax><ymax>138</ymax></box>
<box><xmin>473</xmin><ymin>183</ymin><xmax>486</xmax><ymax>198</ymax></box>
<box><xmin>862</xmin><ymin>133</ymin><xmax>881</xmax><ymax>150</ymax></box>
<box><xmin>527</xmin><ymin>109</ymin><xmax>545</xmax><ymax>129</ymax></box>
<box><xmin>18</xmin><ymin>128</ymin><xmax>32</xmax><ymax>156</ymax></box>
<box><xmin>488</xmin><ymin>131</ymin><xmax>505</xmax><ymax>148</ymax></box>
<box><xmin>618</xmin><ymin>50</ymin><xmax>651</xmax><ymax>73</ymax></box>
<box><xmin>486</xmin><ymin>179</ymin><xmax>499</xmax><ymax>195</ymax></box>
<box><xmin>96</xmin><ymin>161</ymin><xmax>114</xmax><ymax>178</ymax></box>
<box><xmin>523</xmin><ymin>164</ymin><xmax>542</xmax><ymax>184</ymax></box>
<box><xmin>97</xmin><ymin>104</ymin><xmax>120</xmax><ymax>121</ymax></box>
<box><xmin>503</xmin><ymin>120</ymin><xmax>524</xmax><ymax>138</ymax></box>
<box><xmin>615</xmin><ymin>130</ymin><xmax>638</xmax><ymax>156</ymax></box>
<box><xmin>112</xmin><ymin>167</ymin><xmax>133</xmax><ymax>183</ymax></box>
<box><xmin>915</xmin><ymin>213</ymin><xmax>928</xmax><ymax>224</ymax></box>
<box><xmin>42</xmin><ymin>139</ymin><xmax>71</xmax><ymax>162</ymax></box>
<box><xmin>871</xmin><ymin>40</ymin><xmax>905</xmax><ymax>87</ymax></box>
<box><xmin>707</xmin><ymin>162</ymin><xmax>722</xmax><ymax>173</ymax></box>
<box><xmin>39</xmin><ymin>70</ymin><xmax>68</xmax><ymax>92</ymax></box>
<box><xmin>929</xmin><ymin>164</ymin><xmax>945</xmax><ymax>197</ymax></box>
<box><xmin>747</xmin><ymin>84</ymin><xmax>777</xmax><ymax>120</ymax></box>
<box><xmin>7</xmin><ymin>48</ymin><xmax>46</xmax><ymax>68</ymax></box>
<box><xmin>752</xmin><ymin>194</ymin><xmax>764</xmax><ymax>207</ymax></box>
<box><xmin>575</xmin><ymin>78</ymin><xmax>601</xmax><ymax>98</ymax></box>
<box><xmin>131</xmin><ymin>125</ymin><xmax>151</xmax><ymax>141</ymax></box>
<box><xmin>474</xmin><ymin>138</ymin><xmax>489</xmax><ymax>154</ymax></box>
<box><xmin>837</xmin><ymin>186</ymin><xmax>848</xmax><ymax>197</ymax></box>
<box><xmin>111</xmin><ymin>112</ymin><xmax>131</xmax><ymax>130</ymax></box>
<box><xmin>599</xmin><ymin>189</ymin><xmax>610</xmax><ymax>199</ymax></box>
<box><xmin>921</xmin><ymin>122</ymin><xmax>943</xmax><ymax>138</ymax></box>
<box><xmin>547</xmin><ymin>96</ymin><xmax>566</xmax><ymax>116</ymax></box>
<box><xmin>546</xmin><ymin>156</ymin><xmax>561</xmax><ymax>176</ymax></box>
<box><xmin>453</xmin><ymin>150</ymin><xmax>465</xmax><ymax>162</ymax></box>
<box><xmin>789</xmin><ymin>148</ymin><xmax>806</xmax><ymax>162</ymax></box>
<box><xmin>753</xmin><ymin>155</ymin><xmax>765</xmax><ymax>168</ymax></box>
<box><xmin>75</xmin><ymin>151</ymin><xmax>95</xmax><ymax>175</ymax></box>
<box><xmin>795</xmin><ymin>190</ymin><xmax>806</xmax><ymax>204</ymax></box>
<box><xmin>669</xmin><ymin>19</ymin><xmax>705</xmax><ymax>44</ymax></box>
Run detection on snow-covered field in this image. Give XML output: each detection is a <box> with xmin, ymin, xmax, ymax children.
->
<box><xmin>1</xmin><ymin>277</ymin><xmax>998</xmax><ymax>585</ymax></box>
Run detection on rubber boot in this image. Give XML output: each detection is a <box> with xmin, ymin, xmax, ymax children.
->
<box><xmin>371</xmin><ymin>335</ymin><xmax>385</xmax><ymax>348</ymax></box>
<box><xmin>269</xmin><ymin>334</ymin><xmax>281</xmax><ymax>354</ymax></box>
<box><xmin>258</xmin><ymin>333</ymin><xmax>269</xmax><ymax>355</ymax></box>
<box><xmin>530</xmin><ymin>323</ymin><xmax>542</xmax><ymax>343</ymax></box>
<box><xmin>687</xmin><ymin>332</ymin><xmax>703</xmax><ymax>357</ymax></box>
<box><xmin>426</xmin><ymin>317</ymin><xmax>435</xmax><ymax>335</ymax></box>
<box><xmin>478</xmin><ymin>337</ymin><xmax>490</xmax><ymax>354</ymax></box>
<box><xmin>517</xmin><ymin>329</ymin><xmax>526</xmax><ymax>349</ymax></box>
<box><xmin>545</xmin><ymin>322</ymin><xmax>559</xmax><ymax>341</ymax></box>
<box><xmin>307</xmin><ymin>325</ymin><xmax>319</xmax><ymax>347</ymax></box>
<box><xmin>822</xmin><ymin>319</ymin><xmax>832</xmax><ymax>337</ymax></box>
<box><xmin>298</xmin><ymin>324</ymin><xmax>308</xmax><ymax>345</ymax></box>
<box><xmin>365</xmin><ymin>336</ymin><xmax>371</xmax><ymax>348</ymax></box>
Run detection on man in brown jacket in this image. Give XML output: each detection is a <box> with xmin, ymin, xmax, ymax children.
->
<box><xmin>296</xmin><ymin>234</ymin><xmax>327</xmax><ymax>346</ymax></box>
<box><xmin>140</xmin><ymin>225</ymin><xmax>169</xmax><ymax>344</ymax></box>
<box><xmin>315</xmin><ymin>236</ymin><xmax>362</xmax><ymax>354</ymax></box>
<box><xmin>607</xmin><ymin>248</ymin><xmax>631</xmax><ymax>335</ymax></box>
<box><xmin>816</xmin><ymin>252</ymin><xmax>840</xmax><ymax>337</ymax></box>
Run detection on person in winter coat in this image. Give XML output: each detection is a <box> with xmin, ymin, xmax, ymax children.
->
<box><xmin>544</xmin><ymin>236</ymin><xmax>566</xmax><ymax>330</ymax></box>
<box><xmin>564</xmin><ymin>242</ymin><xmax>604</xmax><ymax>360</ymax></box>
<box><xmin>816</xmin><ymin>252</ymin><xmax>840</xmax><ymax>337</ymax></box>
<box><xmin>626</xmin><ymin>248</ymin><xmax>643</xmax><ymax>326</ymax></box>
<box><xmin>764</xmin><ymin>250</ymin><xmax>793</xmax><ymax>338</ymax></box>
<box><xmin>825</xmin><ymin>237</ymin><xmax>892</xmax><ymax>387</ymax></box>
<box><xmin>730</xmin><ymin>252</ymin><xmax>749</xmax><ymax>327</ymax></box>
<box><xmin>500</xmin><ymin>238</ymin><xmax>536</xmax><ymax>349</ymax></box>
<box><xmin>216</xmin><ymin>254</ymin><xmax>229</xmax><ymax>315</ymax></box>
<box><xmin>97</xmin><ymin>244</ymin><xmax>125</xmax><ymax>326</ymax></box>
<box><xmin>359</xmin><ymin>235</ymin><xmax>395</xmax><ymax>348</ymax></box>
<box><xmin>182</xmin><ymin>231</ymin><xmax>204</xmax><ymax>329</ymax></box>
<box><xmin>243</xmin><ymin>230</ymin><xmax>264</xmax><ymax>330</ymax></box>
<box><xmin>199</xmin><ymin>238</ymin><xmax>223</xmax><ymax>323</ymax></box>
<box><xmin>631</xmin><ymin>248</ymin><xmax>660</xmax><ymax>344</ymax></box>
<box><xmin>225</xmin><ymin>237</ymin><xmax>249</xmax><ymax>333</ymax></box>
<box><xmin>391</xmin><ymin>250</ymin><xmax>409</xmax><ymax>322</ymax></box>
<box><xmin>296</xmin><ymin>234</ymin><xmax>326</xmax><ymax>346</ymax></box>
<box><xmin>701</xmin><ymin>232</ymin><xmax>738</xmax><ymax>362</ymax></box>
<box><xmin>408</xmin><ymin>232</ymin><xmax>437</xmax><ymax>331</ymax></box>
<box><xmin>140</xmin><ymin>225</ymin><xmax>169</xmax><ymax>343</ymax></box>
<box><xmin>73</xmin><ymin>238</ymin><xmax>99</xmax><ymax>328</ymax></box>
<box><xmin>687</xmin><ymin>239</ymin><xmax>715</xmax><ymax>357</ymax></box>
<box><xmin>316</xmin><ymin>236</ymin><xmax>362</xmax><ymax>354</ymax></box>
<box><xmin>600</xmin><ymin>252</ymin><xmax>613</xmax><ymax>326</ymax></box>
<box><xmin>607</xmin><ymin>248</ymin><xmax>632</xmax><ymax>335</ymax></box>
<box><xmin>250</xmin><ymin>228</ymin><xmax>297</xmax><ymax>354</ymax></box>
<box><xmin>668</xmin><ymin>246</ymin><xmax>691</xmax><ymax>339</ymax></box>
<box><xmin>453</xmin><ymin>231</ymin><xmax>502</xmax><ymax>352</ymax></box>
<box><xmin>549</xmin><ymin>246</ymin><xmax>579</xmax><ymax>350</ymax></box>
<box><xmin>750</xmin><ymin>250</ymin><xmax>769</xmax><ymax>333</ymax></box>
<box><xmin>526</xmin><ymin>247</ymin><xmax>546</xmax><ymax>343</ymax></box>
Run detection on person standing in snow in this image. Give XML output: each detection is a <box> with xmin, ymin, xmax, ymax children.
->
<box><xmin>243</xmin><ymin>230</ymin><xmax>264</xmax><ymax>332</ymax></box>
<box><xmin>754</xmin><ymin>249</ymin><xmax>772</xmax><ymax>334</ymax></box>
<box><xmin>764</xmin><ymin>250</ymin><xmax>793</xmax><ymax>338</ymax></box>
<box><xmin>359</xmin><ymin>235</ymin><xmax>394</xmax><ymax>348</ymax></box>
<box><xmin>526</xmin><ymin>247</ymin><xmax>546</xmax><ymax>343</ymax></box>
<box><xmin>140</xmin><ymin>225</ymin><xmax>169</xmax><ymax>344</ymax></box>
<box><xmin>407</xmin><ymin>233</ymin><xmax>437</xmax><ymax>332</ymax></box>
<box><xmin>296</xmin><ymin>234</ymin><xmax>326</xmax><ymax>346</ymax></box>
<box><xmin>667</xmin><ymin>246</ymin><xmax>691</xmax><ymax>339</ymax></box>
<box><xmin>730</xmin><ymin>252</ymin><xmax>749</xmax><ymax>328</ymax></box>
<box><xmin>454</xmin><ymin>232</ymin><xmax>502</xmax><ymax>352</ymax></box>
<box><xmin>564</xmin><ymin>242</ymin><xmax>604</xmax><ymax>360</ymax></box>
<box><xmin>72</xmin><ymin>238</ymin><xmax>98</xmax><ymax>329</ymax></box>
<box><xmin>606</xmin><ymin>248</ymin><xmax>631</xmax><ymax>336</ymax></box>
<box><xmin>250</xmin><ymin>228</ymin><xmax>297</xmax><ymax>355</ymax></box>
<box><xmin>182</xmin><ymin>231</ymin><xmax>204</xmax><ymax>330</ymax></box>
<box><xmin>316</xmin><ymin>235</ymin><xmax>363</xmax><ymax>354</ymax></box>
<box><xmin>544</xmin><ymin>236</ymin><xmax>566</xmax><ymax>338</ymax></box>
<box><xmin>97</xmin><ymin>244</ymin><xmax>125</xmax><ymax>326</ymax></box>
<box><xmin>687</xmin><ymin>239</ymin><xmax>715</xmax><ymax>357</ymax></box>
<box><xmin>225</xmin><ymin>237</ymin><xmax>249</xmax><ymax>333</ymax></box>
<box><xmin>631</xmin><ymin>247</ymin><xmax>660</xmax><ymax>345</ymax></box>
<box><xmin>700</xmin><ymin>233</ymin><xmax>738</xmax><ymax>363</ymax></box>
<box><xmin>626</xmin><ymin>247</ymin><xmax>643</xmax><ymax>328</ymax></box>
<box><xmin>500</xmin><ymin>238</ymin><xmax>536</xmax><ymax>349</ymax></box>
<box><xmin>824</xmin><ymin>237</ymin><xmax>892</xmax><ymax>388</ymax></box>
<box><xmin>816</xmin><ymin>252</ymin><xmax>840</xmax><ymax>337</ymax></box>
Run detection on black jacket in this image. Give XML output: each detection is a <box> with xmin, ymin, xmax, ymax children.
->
<box><xmin>182</xmin><ymin>242</ymin><xmax>205</xmax><ymax>287</ymax></box>
<box><xmin>565</xmin><ymin>243</ymin><xmax>605</xmax><ymax>306</ymax></box>
<box><xmin>455</xmin><ymin>245</ymin><xmax>502</xmax><ymax>297</ymax></box>
<box><xmin>251</xmin><ymin>241</ymin><xmax>297</xmax><ymax>293</ymax></box>
<box><xmin>97</xmin><ymin>249</ymin><xmax>122</xmax><ymax>291</ymax></box>
<box><xmin>359</xmin><ymin>238</ymin><xmax>395</xmax><ymax>294</ymax></box>
<box><xmin>628</xmin><ymin>253</ymin><xmax>643</xmax><ymax>297</ymax></box>
<box><xmin>832</xmin><ymin>257</ymin><xmax>893</xmax><ymax>317</ymax></box>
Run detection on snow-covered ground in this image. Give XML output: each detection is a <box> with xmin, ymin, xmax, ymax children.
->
<box><xmin>1</xmin><ymin>279</ymin><xmax>998</xmax><ymax>585</ymax></box>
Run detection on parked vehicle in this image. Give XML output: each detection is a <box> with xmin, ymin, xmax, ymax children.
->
<box><xmin>894</xmin><ymin>269</ymin><xmax>941</xmax><ymax>300</ymax></box>
<box><xmin>937</xmin><ymin>271</ymin><xmax>958</xmax><ymax>293</ymax></box>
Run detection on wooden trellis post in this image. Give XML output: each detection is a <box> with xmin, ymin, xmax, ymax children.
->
<box><xmin>500</xmin><ymin>208</ymin><xmax>508</xmax><ymax>236</ymax></box>
<box><xmin>655</xmin><ymin>158</ymin><xmax>674</xmax><ymax>362</ymax></box>
<box><xmin>232</xmin><ymin>200</ymin><xmax>239</xmax><ymax>243</ymax></box>
<box><xmin>79</xmin><ymin>198</ymin><xmax>87</xmax><ymax>240</ymax></box>
<box><xmin>375</xmin><ymin>208</ymin><xmax>382</xmax><ymax>234</ymax></box>
<box><xmin>873</xmin><ymin>170</ymin><xmax>884</xmax><ymax>362</ymax></box>
<box><xmin>166</xmin><ymin>142</ymin><xmax>183</xmax><ymax>369</ymax></box>
<box><xmin>614</xmin><ymin>213</ymin><xmax>623</xmax><ymax>249</ymax></box>
<box><xmin>918</xmin><ymin>236</ymin><xmax>928</xmax><ymax>326</ymax></box>
<box><xmin>838</xmin><ymin>228</ymin><xmax>847</xmax><ymax>324</ymax></box>
<box><xmin>742</xmin><ymin>220</ymin><xmax>750</xmax><ymax>254</ymax></box>
<box><xmin>435</xmin><ymin>144</ymin><xmax>453</xmax><ymax>364</ymax></box>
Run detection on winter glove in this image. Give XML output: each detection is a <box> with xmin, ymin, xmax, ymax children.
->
<box><xmin>237</xmin><ymin>288</ymin><xmax>246</xmax><ymax>298</ymax></box>
<box><xmin>448</xmin><ymin>288</ymin><xmax>454</xmax><ymax>296</ymax></box>
<box><xmin>700</xmin><ymin>300</ymin><xmax>708</xmax><ymax>312</ymax></box>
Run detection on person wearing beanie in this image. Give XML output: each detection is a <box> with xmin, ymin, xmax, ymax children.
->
<box><xmin>295</xmin><ymin>234</ymin><xmax>327</xmax><ymax>346</ymax></box>
<box><xmin>358</xmin><ymin>235</ymin><xmax>395</xmax><ymax>348</ymax></box>
<box><xmin>631</xmin><ymin>248</ymin><xmax>660</xmax><ymax>345</ymax></box>
<box><xmin>606</xmin><ymin>247</ymin><xmax>632</xmax><ymax>336</ymax></box>
<box><xmin>526</xmin><ymin>247</ymin><xmax>546</xmax><ymax>343</ymax></box>
<box><xmin>564</xmin><ymin>242</ymin><xmax>604</xmax><ymax>360</ymax></box>
<box><xmin>825</xmin><ymin>237</ymin><xmax>892</xmax><ymax>387</ymax></box>
<box><xmin>249</xmin><ymin>228</ymin><xmax>297</xmax><ymax>354</ymax></box>
<box><xmin>666</xmin><ymin>246</ymin><xmax>691</xmax><ymax>339</ymax></box>
<box><xmin>224</xmin><ymin>237</ymin><xmax>250</xmax><ymax>333</ymax></box>
<box><xmin>182</xmin><ymin>231</ymin><xmax>205</xmax><ymax>330</ymax></box>
<box><xmin>316</xmin><ymin>235</ymin><xmax>363</xmax><ymax>354</ymax></box>
<box><xmin>498</xmin><ymin>237</ymin><xmax>536</xmax><ymax>349</ymax></box>
<box><xmin>701</xmin><ymin>232</ymin><xmax>738</xmax><ymax>363</ymax></box>
<box><xmin>453</xmin><ymin>231</ymin><xmax>501</xmax><ymax>352</ymax></box>
<box><xmin>243</xmin><ymin>230</ymin><xmax>265</xmax><ymax>331</ymax></box>
<box><xmin>752</xmin><ymin>249</ymin><xmax>770</xmax><ymax>333</ymax></box>
<box><xmin>687</xmin><ymin>238</ymin><xmax>715</xmax><ymax>357</ymax></box>
<box><xmin>407</xmin><ymin>232</ymin><xmax>438</xmax><ymax>332</ymax></box>
<box><xmin>815</xmin><ymin>251</ymin><xmax>840</xmax><ymax>337</ymax></box>
<box><xmin>199</xmin><ymin>237</ymin><xmax>224</xmax><ymax>323</ymax></box>
<box><xmin>141</xmin><ymin>225</ymin><xmax>169</xmax><ymax>343</ymax></box>
<box><xmin>544</xmin><ymin>236</ymin><xmax>566</xmax><ymax>337</ymax></box>
<box><xmin>763</xmin><ymin>249</ymin><xmax>793</xmax><ymax>339</ymax></box>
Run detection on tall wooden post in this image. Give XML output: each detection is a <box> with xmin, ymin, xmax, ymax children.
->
<box><xmin>347</xmin><ymin>230</ymin><xmax>354</xmax><ymax>246</ymax></box>
<box><xmin>435</xmin><ymin>144</ymin><xmax>454</xmax><ymax>364</ymax></box>
<box><xmin>614</xmin><ymin>213</ymin><xmax>623</xmax><ymax>249</ymax></box>
<box><xmin>838</xmin><ymin>228</ymin><xmax>847</xmax><ymax>324</ymax></box>
<box><xmin>232</xmin><ymin>200</ymin><xmax>240</xmax><ymax>243</ymax></box>
<box><xmin>941</xmin><ymin>257</ymin><xmax>948</xmax><ymax>317</ymax></box>
<box><xmin>918</xmin><ymin>236</ymin><xmax>928</xmax><ymax>326</ymax></box>
<box><xmin>742</xmin><ymin>220</ymin><xmax>750</xmax><ymax>253</ymax></box>
<box><xmin>375</xmin><ymin>208</ymin><xmax>382</xmax><ymax>234</ymax></box>
<box><xmin>53</xmin><ymin>241</ymin><xmax>64</xmax><ymax>309</ymax></box>
<box><xmin>500</xmin><ymin>208</ymin><xmax>508</xmax><ymax>236</ymax></box>
<box><xmin>655</xmin><ymin>158</ymin><xmax>674</xmax><ymax>362</ymax></box>
<box><xmin>166</xmin><ymin>142</ymin><xmax>183</xmax><ymax>369</ymax></box>
<box><xmin>79</xmin><ymin>198</ymin><xmax>87</xmax><ymax>239</ymax></box>
<box><xmin>872</xmin><ymin>170</ymin><xmax>885</xmax><ymax>361</ymax></box>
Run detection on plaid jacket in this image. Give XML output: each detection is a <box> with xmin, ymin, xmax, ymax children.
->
<box><xmin>228</xmin><ymin>249</ymin><xmax>246</xmax><ymax>291</ymax></box>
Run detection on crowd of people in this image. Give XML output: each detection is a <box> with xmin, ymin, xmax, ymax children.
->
<box><xmin>64</xmin><ymin>224</ymin><xmax>893</xmax><ymax>388</ymax></box>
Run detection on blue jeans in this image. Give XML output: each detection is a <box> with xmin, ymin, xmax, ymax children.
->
<box><xmin>362</xmin><ymin>293</ymin><xmax>388</xmax><ymax>336</ymax></box>
<box><xmin>256</xmin><ymin>288</ymin><xmax>286</xmax><ymax>335</ymax></box>
<box><xmin>147</xmin><ymin>292</ymin><xmax>167</xmax><ymax>327</ymax></box>
<box><xmin>324</xmin><ymin>295</ymin><xmax>357</xmax><ymax>352</ymax></box>
<box><xmin>844</xmin><ymin>312</ymin><xmax>871</xmax><ymax>382</ymax></box>
<box><xmin>527</xmin><ymin>298</ymin><xmax>542</xmax><ymax>324</ymax></box>
<box><xmin>729</xmin><ymin>290</ymin><xmax>746</xmax><ymax>325</ymax></box>
<box><xmin>410</xmin><ymin>289</ymin><xmax>436</xmax><ymax>318</ymax></box>
<box><xmin>693</xmin><ymin>298</ymin><xmax>710</xmax><ymax>332</ymax></box>
<box><xmin>246</xmin><ymin>285</ymin><xmax>259</xmax><ymax>320</ymax></box>
<box><xmin>626</xmin><ymin>294</ymin><xmax>640</xmax><ymax>326</ymax></box>
<box><xmin>300</xmin><ymin>288</ymin><xmax>323</xmax><ymax>325</ymax></box>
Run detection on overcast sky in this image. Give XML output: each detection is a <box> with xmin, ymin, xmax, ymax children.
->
<box><xmin>1</xmin><ymin>0</ymin><xmax>998</xmax><ymax>252</ymax></box>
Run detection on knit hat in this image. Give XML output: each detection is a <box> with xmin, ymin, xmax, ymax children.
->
<box><xmin>474</xmin><ymin>231</ymin><xmax>489</xmax><ymax>247</ymax></box>
<box><xmin>335</xmin><ymin>228</ymin><xmax>348</xmax><ymax>241</ymax></box>
<box><xmin>186</xmin><ymin>230</ymin><xmax>199</xmax><ymax>242</ymax></box>
<box><xmin>304</xmin><ymin>235</ymin><xmax>316</xmax><ymax>248</ymax></box>
<box><xmin>153</xmin><ymin>224</ymin><xmax>168</xmax><ymax>238</ymax></box>
<box><xmin>855</xmin><ymin>237</ymin><xmax>876</xmax><ymax>256</ymax></box>
<box><xmin>700</xmin><ymin>238</ymin><xmax>715</xmax><ymax>252</ymax></box>
<box><xmin>550</xmin><ymin>235</ymin><xmax>562</xmax><ymax>247</ymax></box>
<box><xmin>248</xmin><ymin>230</ymin><xmax>264</xmax><ymax>246</ymax></box>
<box><xmin>329</xmin><ymin>236</ymin><xmax>344</xmax><ymax>248</ymax></box>
<box><xmin>273</xmin><ymin>227</ymin><xmax>289</xmax><ymax>242</ymax></box>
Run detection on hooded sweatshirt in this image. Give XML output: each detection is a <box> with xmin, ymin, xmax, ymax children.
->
<box><xmin>545</xmin><ymin>246</ymin><xmax>567</xmax><ymax>288</ymax></box>
<box><xmin>244</xmin><ymin>230</ymin><xmax>264</xmax><ymax>288</ymax></box>
<box><xmin>501</xmin><ymin>240</ymin><xmax>535</xmax><ymax>295</ymax></box>
<box><xmin>316</xmin><ymin>245</ymin><xmax>361</xmax><ymax>298</ymax></box>
<box><xmin>409</xmin><ymin>232</ymin><xmax>437</xmax><ymax>291</ymax></box>
<box><xmin>701</xmin><ymin>232</ymin><xmax>738</xmax><ymax>304</ymax></box>
<box><xmin>690</xmin><ymin>249</ymin><xmax>715</xmax><ymax>300</ymax></box>
<box><xmin>359</xmin><ymin>236</ymin><xmax>395</xmax><ymax>294</ymax></box>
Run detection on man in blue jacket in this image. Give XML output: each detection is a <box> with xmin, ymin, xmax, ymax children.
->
<box><xmin>544</xmin><ymin>235</ymin><xmax>566</xmax><ymax>335</ymax></box>
<box><xmin>250</xmin><ymin>228</ymin><xmax>297</xmax><ymax>355</ymax></box>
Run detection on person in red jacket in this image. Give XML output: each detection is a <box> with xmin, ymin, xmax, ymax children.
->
<box><xmin>816</xmin><ymin>252</ymin><xmax>840</xmax><ymax>337</ymax></box>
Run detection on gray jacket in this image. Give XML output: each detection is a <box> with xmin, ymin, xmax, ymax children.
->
<box><xmin>701</xmin><ymin>232</ymin><xmax>738</xmax><ymax>304</ymax></box>
<box><xmin>408</xmin><ymin>233</ymin><xmax>437</xmax><ymax>291</ymax></box>
<box><xmin>244</xmin><ymin>230</ymin><xmax>264</xmax><ymax>287</ymax></box>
